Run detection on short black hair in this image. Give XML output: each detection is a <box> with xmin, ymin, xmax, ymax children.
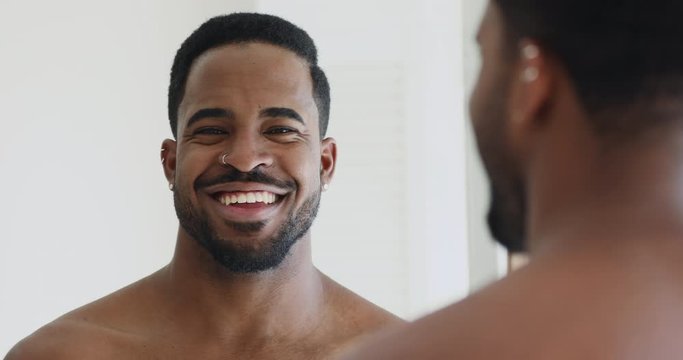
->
<box><xmin>168</xmin><ymin>13</ymin><xmax>330</xmax><ymax>138</ymax></box>
<box><xmin>494</xmin><ymin>0</ymin><xmax>683</xmax><ymax>135</ymax></box>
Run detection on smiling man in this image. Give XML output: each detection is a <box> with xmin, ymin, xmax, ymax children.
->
<box><xmin>7</xmin><ymin>13</ymin><xmax>400</xmax><ymax>360</ymax></box>
<box><xmin>341</xmin><ymin>0</ymin><xmax>683</xmax><ymax>359</ymax></box>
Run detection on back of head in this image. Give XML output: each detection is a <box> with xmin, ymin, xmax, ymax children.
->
<box><xmin>168</xmin><ymin>13</ymin><xmax>330</xmax><ymax>138</ymax></box>
<box><xmin>494</xmin><ymin>0</ymin><xmax>683</xmax><ymax>136</ymax></box>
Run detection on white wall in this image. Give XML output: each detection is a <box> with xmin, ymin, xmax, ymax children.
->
<box><xmin>0</xmin><ymin>0</ymin><xmax>500</xmax><ymax>355</ymax></box>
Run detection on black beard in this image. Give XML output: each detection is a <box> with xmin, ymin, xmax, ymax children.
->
<box><xmin>487</xmin><ymin>181</ymin><xmax>527</xmax><ymax>253</ymax></box>
<box><xmin>173</xmin><ymin>167</ymin><xmax>320</xmax><ymax>273</ymax></box>
<box><xmin>472</xmin><ymin>60</ymin><xmax>528</xmax><ymax>253</ymax></box>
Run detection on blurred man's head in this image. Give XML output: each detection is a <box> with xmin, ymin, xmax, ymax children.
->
<box><xmin>470</xmin><ymin>0</ymin><xmax>683</xmax><ymax>252</ymax></box>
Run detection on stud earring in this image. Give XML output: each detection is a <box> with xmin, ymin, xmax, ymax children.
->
<box><xmin>522</xmin><ymin>67</ymin><xmax>539</xmax><ymax>83</ymax></box>
<box><xmin>169</xmin><ymin>183</ymin><xmax>174</xmax><ymax>191</ymax></box>
<box><xmin>522</xmin><ymin>44</ymin><xmax>540</xmax><ymax>60</ymax></box>
<box><xmin>322</xmin><ymin>183</ymin><xmax>329</xmax><ymax>191</ymax></box>
<box><xmin>521</xmin><ymin>43</ymin><xmax>540</xmax><ymax>83</ymax></box>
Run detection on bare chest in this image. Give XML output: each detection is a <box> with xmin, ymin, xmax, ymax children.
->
<box><xmin>99</xmin><ymin>335</ymin><xmax>339</xmax><ymax>360</ymax></box>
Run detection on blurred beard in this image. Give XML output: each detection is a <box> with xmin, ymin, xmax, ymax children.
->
<box><xmin>471</xmin><ymin>60</ymin><xmax>528</xmax><ymax>253</ymax></box>
<box><xmin>487</xmin><ymin>181</ymin><xmax>527</xmax><ymax>253</ymax></box>
<box><xmin>172</xmin><ymin>167</ymin><xmax>320</xmax><ymax>273</ymax></box>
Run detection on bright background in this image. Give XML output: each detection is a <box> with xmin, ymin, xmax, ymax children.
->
<box><xmin>0</xmin><ymin>0</ymin><xmax>505</xmax><ymax>354</ymax></box>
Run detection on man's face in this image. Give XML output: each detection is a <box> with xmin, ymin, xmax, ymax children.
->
<box><xmin>165</xmin><ymin>42</ymin><xmax>335</xmax><ymax>272</ymax></box>
<box><xmin>470</xmin><ymin>2</ymin><xmax>527</xmax><ymax>252</ymax></box>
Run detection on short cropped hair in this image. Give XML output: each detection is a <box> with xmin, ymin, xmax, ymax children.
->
<box><xmin>168</xmin><ymin>13</ymin><xmax>330</xmax><ymax>138</ymax></box>
<box><xmin>494</xmin><ymin>0</ymin><xmax>683</xmax><ymax>135</ymax></box>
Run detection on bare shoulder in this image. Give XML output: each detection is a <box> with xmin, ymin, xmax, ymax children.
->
<box><xmin>321</xmin><ymin>272</ymin><xmax>404</xmax><ymax>330</ymax></box>
<box><xmin>5</xmin><ymin>317</ymin><xmax>133</xmax><ymax>360</ymax></box>
<box><xmin>338</xmin><ymin>252</ymin><xmax>683</xmax><ymax>360</ymax></box>
<box><xmin>6</xmin><ymin>273</ymin><xmax>161</xmax><ymax>360</ymax></box>
<box><xmin>336</xmin><ymin>267</ymin><xmax>539</xmax><ymax>360</ymax></box>
<box><xmin>318</xmin><ymin>272</ymin><xmax>405</xmax><ymax>359</ymax></box>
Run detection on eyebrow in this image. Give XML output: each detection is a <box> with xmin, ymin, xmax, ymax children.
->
<box><xmin>259</xmin><ymin>107</ymin><xmax>305</xmax><ymax>124</ymax></box>
<box><xmin>186</xmin><ymin>108</ymin><xmax>235</xmax><ymax>128</ymax></box>
<box><xmin>185</xmin><ymin>106</ymin><xmax>305</xmax><ymax>129</ymax></box>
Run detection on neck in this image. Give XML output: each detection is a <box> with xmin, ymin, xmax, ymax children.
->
<box><xmin>528</xmin><ymin>129</ymin><xmax>683</xmax><ymax>256</ymax></box>
<box><xmin>158</xmin><ymin>229</ymin><xmax>325</xmax><ymax>341</ymax></box>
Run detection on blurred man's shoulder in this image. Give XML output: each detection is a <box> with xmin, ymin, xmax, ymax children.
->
<box><xmin>338</xmin><ymin>262</ymin><xmax>564</xmax><ymax>359</ymax></box>
<box><xmin>340</xmin><ymin>255</ymin><xmax>683</xmax><ymax>359</ymax></box>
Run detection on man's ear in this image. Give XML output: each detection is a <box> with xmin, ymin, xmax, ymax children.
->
<box><xmin>507</xmin><ymin>40</ymin><xmax>554</xmax><ymax>154</ymax></box>
<box><xmin>161</xmin><ymin>139</ymin><xmax>177</xmax><ymax>186</ymax></box>
<box><xmin>320</xmin><ymin>137</ymin><xmax>337</xmax><ymax>189</ymax></box>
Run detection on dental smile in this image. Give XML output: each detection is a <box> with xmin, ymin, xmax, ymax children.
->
<box><xmin>216</xmin><ymin>191</ymin><xmax>280</xmax><ymax>206</ymax></box>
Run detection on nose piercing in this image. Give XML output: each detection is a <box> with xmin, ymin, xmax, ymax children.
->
<box><xmin>219</xmin><ymin>152</ymin><xmax>230</xmax><ymax>167</ymax></box>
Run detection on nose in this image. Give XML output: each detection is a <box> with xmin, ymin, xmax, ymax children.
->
<box><xmin>219</xmin><ymin>132</ymin><xmax>274</xmax><ymax>172</ymax></box>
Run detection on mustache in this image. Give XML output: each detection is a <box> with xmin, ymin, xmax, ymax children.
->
<box><xmin>194</xmin><ymin>167</ymin><xmax>296</xmax><ymax>191</ymax></box>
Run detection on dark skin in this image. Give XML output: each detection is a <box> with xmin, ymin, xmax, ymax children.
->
<box><xmin>7</xmin><ymin>43</ymin><xmax>402</xmax><ymax>360</ymax></box>
<box><xmin>340</xmin><ymin>2</ymin><xmax>683</xmax><ymax>359</ymax></box>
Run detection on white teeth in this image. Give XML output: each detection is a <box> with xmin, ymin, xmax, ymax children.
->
<box><xmin>220</xmin><ymin>191</ymin><xmax>278</xmax><ymax>206</ymax></box>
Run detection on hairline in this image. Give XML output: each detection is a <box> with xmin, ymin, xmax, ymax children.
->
<box><xmin>173</xmin><ymin>39</ymin><xmax>325</xmax><ymax>139</ymax></box>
